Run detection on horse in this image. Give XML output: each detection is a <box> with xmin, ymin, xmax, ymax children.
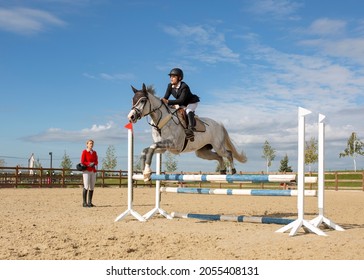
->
<box><xmin>127</xmin><ymin>83</ymin><xmax>247</xmax><ymax>181</ymax></box>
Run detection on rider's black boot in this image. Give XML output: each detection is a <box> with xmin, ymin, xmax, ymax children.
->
<box><xmin>186</xmin><ymin>111</ymin><xmax>196</xmax><ymax>141</ymax></box>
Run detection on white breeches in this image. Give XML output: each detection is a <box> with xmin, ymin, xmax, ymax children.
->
<box><xmin>186</xmin><ymin>103</ymin><xmax>198</xmax><ymax>114</ymax></box>
<box><xmin>83</xmin><ymin>171</ymin><xmax>96</xmax><ymax>191</ymax></box>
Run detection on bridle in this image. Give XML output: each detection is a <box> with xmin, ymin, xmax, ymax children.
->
<box><xmin>131</xmin><ymin>92</ymin><xmax>174</xmax><ymax>130</ymax></box>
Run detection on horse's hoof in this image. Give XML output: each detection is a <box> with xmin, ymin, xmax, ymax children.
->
<box><xmin>219</xmin><ymin>170</ymin><xmax>226</xmax><ymax>175</ymax></box>
<box><xmin>231</xmin><ymin>168</ymin><xmax>237</xmax><ymax>174</ymax></box>
<box><xmin>143</xmin><ymin>173</ymin><xmax>151</xmax><ymax>182</ymax></box>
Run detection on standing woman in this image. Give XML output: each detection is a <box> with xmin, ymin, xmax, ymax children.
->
<box><xmin>81</xmin><ymin>139</ymin><xmax>98</xmax><ymax>207</ymax></box>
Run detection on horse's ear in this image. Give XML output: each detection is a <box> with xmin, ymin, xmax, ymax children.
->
<box><xmin>142</xmin><ymin>83</ymin><xmax>147</xmax><ymax>93</ymax></box>
<box><xmin>131</xmin><ymin>85</ymin><xmax>138</xmax><ymax>93</ymax></box>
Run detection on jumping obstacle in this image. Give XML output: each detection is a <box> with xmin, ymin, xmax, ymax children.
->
<box><xmin>132</xmin><ymin>173</ymin><xmax>296</xmax><ymax>183</ymax></box>
<box><xmin>160</xmin><ymin>187</ymin><xmax>317</xmax><ymax>197</ymax></box>
<box><xmin>276</xmin><ymin>108</ymin><xmax>326</xmax><ymax>236</ymax></box>
<box><xmin>171</xmin><ymin>212</ymin><xmax>295</xmax><ymax>225</ymax></box>
<box><xmin>116</xmin><ymin>107</ymin><xmax>345</xmax><ymax>237</ymax></box>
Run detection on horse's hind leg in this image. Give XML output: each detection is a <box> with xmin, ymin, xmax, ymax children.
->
<box><xmin>226</xmin><ymin>150</ymin><xmax>237</xmax><ymax>174</ymax></box>
<box><xmin>195</xmin><ymin>145</ymin><xmax>226</xmax><ymax>174</ymax></box>
<box><xmin>211</xmin><ymin>142</ymin><xmax>237</xmax><ymax>174</ymax></box>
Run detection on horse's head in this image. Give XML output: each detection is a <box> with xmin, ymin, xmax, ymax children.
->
<box><xmin>128</xmin><ymin>83</ymin><xmax>150</xmax><ymax>123</ymax></box>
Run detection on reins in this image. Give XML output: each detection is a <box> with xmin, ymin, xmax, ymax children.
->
<box><xmin>131</xmin><ymin>91</ymin><xmax>187</xmax><ymax>136</ymax></box>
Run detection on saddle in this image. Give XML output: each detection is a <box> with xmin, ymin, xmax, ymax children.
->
<box><xmin>176</xmin><ymin>108</ymin><xmax>206</xmax><ymax>132</ymax></box>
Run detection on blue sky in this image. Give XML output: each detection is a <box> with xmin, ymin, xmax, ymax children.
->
<box><xmin>1</xmin><ymin>0</ymin><xmax>364</xmax><ymax>172</ymax></box>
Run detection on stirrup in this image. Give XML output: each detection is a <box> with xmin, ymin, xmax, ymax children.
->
<box><xmin>185</xmin><ymin>128</ymin><xmax>194</xmax><ymax>136</ymax></box>
<box><xmin>185</xmin><ymin>129</ymin><xmax>194</xmax><ymax>141</ymax></box>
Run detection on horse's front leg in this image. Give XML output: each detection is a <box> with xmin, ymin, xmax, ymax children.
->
<box><xmin>142</xmin><ymin>143</ymin><xmax>157</xmax><ymax>181</ymax></box>
<box><xmin>138</xmin><ymin>147</ymin><xmax>148</xmax><ymax>173</ymax></box>
<box><xmin>142</xmin><ymin>140</ymin><xmax>171</xmax><ymax>181</ymax></box>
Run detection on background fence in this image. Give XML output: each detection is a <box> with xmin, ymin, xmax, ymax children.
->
<box><xmin>0</xmin><ymin>167</ymin><xmax>363</xmax><ymax>191</ymax></box>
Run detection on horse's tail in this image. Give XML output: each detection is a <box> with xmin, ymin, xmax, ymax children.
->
<box><xmin>223</xmin><ymin>126</ymin><xmax>247</xmax><ymax>163</ymax></box>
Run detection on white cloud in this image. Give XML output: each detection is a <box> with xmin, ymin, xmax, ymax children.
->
<box><xmin>23</xmin><ymin>121</ymin><xmax>127</xmax><ymax>143</ymax></box>
<box><xmin>298</xmin><ymin>18</ymin><xmax>364</xmax><ymax>65</ymax></box>
<box><xmin>0</xmin><ymin>7</ymin><xmax>65</xmax><ymax>35</ymax></box>
<box><xmin>300</xmin><ymin>37</ymin><xmax>364</xmax><ymax>66</ymax></box>
<box><xmin>99</xmin><ymin>73</ymin><xmax>135</xmax><ymax>81</ymax></box>
<box><xmin>163</xmin><ymin>24</ymin><xmax>240</xmax><ymax>64</ymax></box>
<box><xmin>83</xmin><ymin>72</ymin><xmax>135</xmax><ymax>81</ymax></box>
<box><xmin>308</xmin><ymin>18</ymin><xmax>347</xmax><ymax>36</ymax></box>
<box><xmin>189</xmin><ymin>37</ymin><xmax>364</xmax><ymax>171</ymax></box>
<box><xmin>246</xmin><ymin>0</ymin><xmax>302</xmax><ymax>20</ymax></box>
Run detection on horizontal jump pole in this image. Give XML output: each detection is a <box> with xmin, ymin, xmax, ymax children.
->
<box><xmin>133</xmin><ymin>173</ymin><xmax>296</xmax><ymax>183</ymax></box>
<box><xmin>160</xmin><ymin>187</ymin><xmax>317</xmax><ymax>197</ymax></box>
<box><xmin>171</xmin><ymin>212</ymin><xmax>295</xmax><ymax>225</ymax></box>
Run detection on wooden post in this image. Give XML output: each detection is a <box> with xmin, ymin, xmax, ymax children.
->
<box><xmin>102</xmin><ymin>170</ymin><xmax>105</xmax><ymax>188</ymax></box>
<box><xmin>40</xmin><ymin>167</ymin><xmax>43</xmax><ymax>188</ymax></box>
<box><xmin>15</xmin><ymin>166</ymin><xmax>19</xmax><ymax>188</ymax></box>
<box><xmin>62</xmin><ymin>169</ymin><xmax>65</xmax><ymax>188</ymax></box>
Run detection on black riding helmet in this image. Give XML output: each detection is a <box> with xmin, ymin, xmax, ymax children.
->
<box><xmin>168</xmin><ymin>68</ymin><xmax>183</xmax><ymax>80</ymax></box>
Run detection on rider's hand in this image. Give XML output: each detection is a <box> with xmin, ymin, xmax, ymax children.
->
<box><xmin>161</xmin><ymin>98</ymin><xmax>168</xmax><ymax>104</ymax></box>
<box><xmin>89</xmin><ymin>162</ymin><xmax>95</xmax><ymax>167</ymax></box>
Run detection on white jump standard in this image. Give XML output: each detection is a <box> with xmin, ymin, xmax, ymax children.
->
<box><xmin>114</xmin><ymin>123</ymin><xmax>146</xmax><ymax>222</ymax></box>
<box><xmin>309</xmin><ymin>114</ymin><xmax>344</xmax><ymax>231</ymax></box>
<box><xmin>276</xmin><ymin>107</ymin><xmax>326</xmax><ymax>236</ymax></box>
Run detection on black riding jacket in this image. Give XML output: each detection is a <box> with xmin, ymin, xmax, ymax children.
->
<box><xmin>163</xmin><ymin>82</ymin><xmax>200</xmax><ymax>107</ymax></box>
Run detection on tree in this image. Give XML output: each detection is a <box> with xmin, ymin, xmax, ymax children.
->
<box><xmin>60</xmin><ymin>151</ymin><xmax>72</xmax><ymax>174</ymax></box>
<box><xmin>133</xmin><ymin>155</ymin><xmax>142</xmax><ymax>172</ymax></box>
<box><xmin>262</xmin><ymin>140</ymin><xmax>276</xmax><ymax>173</ymax></box>
<box><xmin>305</xmin><ymin>137</ymin><xmax>318</xmax><ymax>172</ymax></box>
<box><xmin>339</xmin><ymin>132</ymin><xmax>364</xmax><ymax>171</ymax></box>
<box><xmin>102</xmin><ymin>145</ymin><xmax>117</xmax><ymax>170</ymax></box>
<box><xmin>164</xmin><ymin>151</ymin><xmax>178</xmax><ymax>172</ymax></box>
<box><xmin>279</xmin><ymin>154</ymin><xmax>293</xmax><ymax>172</ymax></box>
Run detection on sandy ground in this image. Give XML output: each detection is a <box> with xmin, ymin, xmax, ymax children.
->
<box><xmin>0</xmin><ymin>187</ymin><xmax>363</xmax><ymax>260</ymax></box>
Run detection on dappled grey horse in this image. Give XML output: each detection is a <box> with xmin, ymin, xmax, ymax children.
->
<box><xmin>127</xmin><ymin>84</ymin><xmax>247</xmax><ymax>181</ymax></box>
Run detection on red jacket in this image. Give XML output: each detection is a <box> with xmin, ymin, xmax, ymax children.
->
<box><xmin>81</xmin><ymin>149</ymin><xmax>98</xmax><ymax>172</ymax></box>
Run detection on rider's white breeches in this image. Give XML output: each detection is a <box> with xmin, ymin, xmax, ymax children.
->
<box><xmin>186</xmin><ymin>103</ymin><xmax>198</xmax><ymax>114</ymax></box>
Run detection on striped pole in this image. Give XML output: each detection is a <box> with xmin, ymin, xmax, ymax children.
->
<box><xmin>172</xmin><ymin>212</ymin><xmax>295</xmax><ymax>225</ymax></box>
<box><xmin>161</xmin><ymin>187</ymin><xmax>317</xmax><ymax>197</ymax></box>
<box><xmin>133</xmin><ymin>173</ymin><xmax>296</xmax><ymax>183</ymax></box>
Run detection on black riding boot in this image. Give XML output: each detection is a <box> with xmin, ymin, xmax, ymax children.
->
<box><xmin>186</xmin><ymin>111</ymin><xmax>196</xmax><ymax>141</ymax></box>
<box><xmin>82</xmin><ymin>188</ymin><xmax>88</xmax><ymax>207</ymax></box>
<box><xmin>88</xmin><ymin>190</ymin><xmax>94</xmax><ymax>207</ymax></box>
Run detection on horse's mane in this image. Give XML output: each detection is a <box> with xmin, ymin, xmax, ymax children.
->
<box><xmin>146</xmin><ymin>85</ymin><xmax>156</xmax><ymax>96</ymax></box>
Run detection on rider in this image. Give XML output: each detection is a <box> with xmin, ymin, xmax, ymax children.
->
<box><xmin>161</xmin><ymin>68</ymin><xmax>200</xmax><ymax>141</ymax></box>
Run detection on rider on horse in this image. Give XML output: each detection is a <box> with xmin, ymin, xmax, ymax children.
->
<box><xmin>161</xmin><ymin>68</ymin><xmax>200</xmax><ymax>141</ymax></box>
